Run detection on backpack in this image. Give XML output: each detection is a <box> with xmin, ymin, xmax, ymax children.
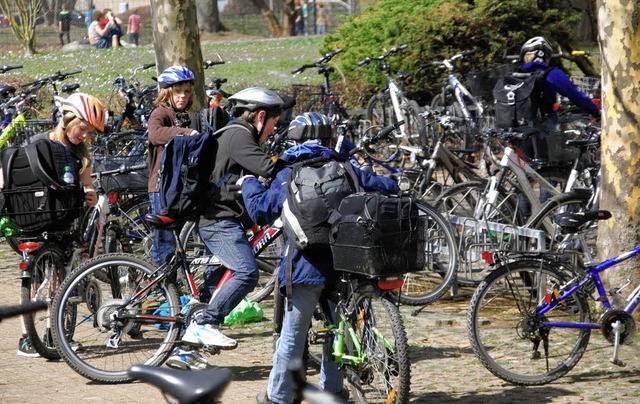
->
<box><xmin>493</xmin><ymin>67</ymin><xmax>553</xmax><ymax>129</ymax></box>
<box><xmin>0</xmin><ymin>138</ymin><xmax>85</xmax><ymax>234</ymax></box>
<box><xmin>158</xmin><ymin>109</ymin><xmax>231</xmax><ymax>222</ymax></box>
<box><xmin>281</xmin><ymin>155</ymin><xmax>361</xmax><ymax>251</ymax></box>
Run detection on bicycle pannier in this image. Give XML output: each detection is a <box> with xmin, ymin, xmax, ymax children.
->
<box><xmin>329</xmin><ymin>192</ymin><xmax>426</xmax><ymax>277</ymax></box>
<box><xmin>282</xmin><ymin>155</ymin><xmax>361</xmax><ymax>251</ymax></box>
<box><xmin>0</xmin><ymin>139</ymin><xmax>85</xmax><ymax>234</ymax></box>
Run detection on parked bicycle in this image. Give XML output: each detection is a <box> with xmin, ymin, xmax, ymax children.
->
<box><xmin>204</xmin><ymin>54</ymin><xmax>231</xmax><ymax>108</ymax></box>
<box><xmin>467</xmin><ymin>210</ymin><xmax>640</xmax><ymax>385</ymax></box>
<box><xmin>359</xmin><ymin>44</ymin><xmax>426</xmax><ymax>147</ymax></box>
<box><xmin>106</xmin><ymin>63</ymin><xmax>157</xmax><ymax>133</ymax></box>
<box><xmin>20</xmin><ymin>69</ymin><xmax>82</xmax><ymax>123</ymax></box>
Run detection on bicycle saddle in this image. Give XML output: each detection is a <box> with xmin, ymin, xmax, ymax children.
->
<box><xmin>0</xmin><ymin>84</ymin><xmax>16</xmax><ymax>98</ymax></box>
<box><xmin>554</xmin><ymin>210</ymin><xmax>611</xmax><ymax>231</ymax></box>
<box><xmin>127</xmin><ymin>364</ymin><xmax>231</xmax><ymax>403</ymax></box>
<box><xmin>61</xmin><ymin>83</ymin><xmax>80</xmax><ymax>94</ymax></box>
<box><xmin>145</xmin><ymin>214</ymin><xmax>182</xmax><ymax>230</ymax></box>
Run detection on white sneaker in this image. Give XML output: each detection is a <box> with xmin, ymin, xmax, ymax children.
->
<box><xmin>165</xmin><ymin>347</ymin><xmax>208</xmax><ymax>370</ymax></box>
<box><xmin>182</xmin><ymin>323</ymin><xmax>238</xmax><ymax>349</ymax></box>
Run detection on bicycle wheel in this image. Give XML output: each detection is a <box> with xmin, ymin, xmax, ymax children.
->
<box><xmin>121</xmin><ymin>197</ymin><xmax>153</xmax><ymax>259</ymax></box>
<box><xmin>344</xmin><ymin>286</ymin><xmax>411</xmax><ymax>403</ymax></box>
<box><xmin>51</xmin><ymin>253</ymin><xmax>181</xmax><ymax>383</ymax></box>
<box><xmin>21</xmin><ymin>243</ymin><xmax>66</xmax><ymax>359</ymax></box>
<box><xmin>402</xmin><ymin>99</ymin><xmax>427</xmax><ymax>147</ymax></box>
<box><xmin>430</xmin><ymin>93</ymin><xmax>469</xmax><ymax>149</ymax></box>
<box><xmin>467</xmin><ymin>259</ymin><xmax>590</xmax><ymax>385</ymax></box>
<box><xmin>178</xmin><ymin>221</ymin><xmax>279</xmax><ymax>303</ymax></box>
<box><xmin>303</xmin><ymin>96</ymin><xmax>327</xmax><ymax>115</ymax></box>
<box><xmin>395</xmin><ymin>202</ymin><xmax>457</xmax><ymax>305</ymax></box>
<box><xmin>361</xmin><ymin>124</ymin><xmax>401</xmax><ymax>164</ymax></box>
<box><xmin>366</xmin><ymin>92</ymin><xmax>394</xmax><ymax>128</ymax></box>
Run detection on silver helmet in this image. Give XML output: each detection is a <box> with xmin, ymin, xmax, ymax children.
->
<box><xmin>520</xmin><ymin>36</ymin><xmax>553</xmax><ymax>61</ymax></box>
<box><xmin>228</xmin><ymin>87</ymin><xmax>284</xmax><ymax>112</ymax></box>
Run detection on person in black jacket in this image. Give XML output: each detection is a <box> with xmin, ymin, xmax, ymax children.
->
<box><xmin>181</xmin><ymin>87</ymin><xmax>284</xmax><ymax>349</ymax></box>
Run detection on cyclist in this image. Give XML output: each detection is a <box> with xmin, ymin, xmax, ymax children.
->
<box><xmin>180</xmin><ymin>87</ymin><xmax>284</xmax><ymax>350</ymax></box>
<box><xmin>148</xmin><ymin>66</ymin><xmax>199</xmax><ymax>268</ymax></box>
<box><xmin>10</xmin><ymin>92</ymin><xmax>106</xmax><ymax>356</ymax></box>
<box><xmin>237</xmin><ymin>112</ymin><xmax>399</xmax><ymax>404</ymax></box>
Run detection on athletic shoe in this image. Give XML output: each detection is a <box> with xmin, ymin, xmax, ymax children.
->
<box><xmin>165</xmin><ymin>347</ymin><xmax>208</xmax><ymax>370</ymax></box>
<box><xmin>181</xmin><ymin>323</ymin><xmax>237</xmax><ymax>349</ymax></box>
<box><xmin>17</xmin><ymin>336</ymin><xmax>40</xmax><ymax>358</ymax></box>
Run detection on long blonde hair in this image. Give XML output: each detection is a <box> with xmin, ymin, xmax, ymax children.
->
<box><xmin>51</xmin><ymin>112</ymin><xmax>92</xmax><ymax>174</ymax></box>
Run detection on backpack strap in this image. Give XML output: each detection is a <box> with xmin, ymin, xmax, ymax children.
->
<box><xmin>285</xmin><ymin>242</ymin><xmax>294</xmax><ymax>312</ymax></box>
<box><xmin>24</xmin><ymin>142</ymin><xmax>65</xmax><ymax>190</ymax></box>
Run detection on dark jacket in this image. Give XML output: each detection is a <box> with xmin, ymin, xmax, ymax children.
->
<box><xmin>522</xmin><ymin>61</ymin><xmax>600</xmax><ymax>131</ymax></box>
<box><xmin>147</xmin><ymin>105</ymin><xmax>193</xmax><ymax>192</ymax></box>
<box><xmin>240</xmin><ymin>142</ymin><xmax>400</xmax><ymax>289</ymax></box>
<box><xmin>199</xmin><ymin>120</ymin><xmax>275</xmax><ymax>226</ymax></box>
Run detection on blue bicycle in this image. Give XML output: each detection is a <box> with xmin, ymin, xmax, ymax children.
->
<box><xmin>467</xmin><ymin>210</ymin><xmax>640</xmax><ymax>385</ymax></box>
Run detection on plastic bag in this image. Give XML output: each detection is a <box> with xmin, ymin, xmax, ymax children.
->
<box><xmin>223</xmin><ymin>297</ymin><xmax>264</xmax><ymax>326</ymax></box>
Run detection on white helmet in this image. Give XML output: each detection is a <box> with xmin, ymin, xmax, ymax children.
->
<box><xmin>228</xmin><ymin>87</ymin><xmax>284</xmax><ymax>113</ymax></box>
<box><xmin>520</xmin><ymin>36</ymin><xmax>553</xmax><ymax>61</ymax></box>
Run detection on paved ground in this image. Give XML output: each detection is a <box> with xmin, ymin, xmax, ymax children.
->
<box><xmin>1</xmin><ymin>239</ymin><xmax>639</xmax><ymax>403</ymax></box>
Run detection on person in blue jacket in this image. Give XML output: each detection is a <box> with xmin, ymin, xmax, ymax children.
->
<box><xmin>519</xmin><ymin>36</ymin><xmax>600</xmax><ymax>133</ymax></box>
<box><xmin>239</xmin><ymin>112</ymin><xmax>399</xmax><ymax>404</ymax></box>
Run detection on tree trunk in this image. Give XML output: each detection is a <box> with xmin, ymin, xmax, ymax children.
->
<box><xmin>282</xmin><ymin>0</ymin><xmax>296</xmax><ymax>37</ymax></box>
<box><xmin>246</xmin><ymin>0</ymin><xmax>282</xmax><ymax>37</ymax></box>
<box><xmin>596</xmin><ymin>0</ymin><xmax>640</xmax><ymax>303</ymax></box>
<box><xmin>196</xmin><ymin>0</ymin><xmax>225</xmax><ymax>33</ymax></box>
<box><xmin>150</xmin><ymin>0</ymin><xmax>206</xmax><ymax>110</ymax></box>
<box><xmin>0</xmin><ymin>0</ymin><xmax>42</xmax><ymax>55</ymax></box>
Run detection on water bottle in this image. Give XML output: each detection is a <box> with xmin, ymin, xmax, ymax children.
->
<box><xmin>62</xmin><ymin>165</ymin><xmax>75</xmax><ymax>186</ymax></box>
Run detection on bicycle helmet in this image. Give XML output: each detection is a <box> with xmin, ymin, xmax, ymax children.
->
<box><xmin>520</xmin><ymin>36</ymin><xmax>553</xmax><ymax>62</ymax></box>
<box><xmin>157</xmin><ymin>66</ymin><xmax>195</xmax><ymax>88</ymax></box>
<box><xmin>287</xmin><ymin>112</ymin><xmax>332</xmax><ymax>141</ymax></box>
<box><xmin>62</xmin><ymin>93</ymin><xmax>105</xmax><ymax>132</ymax></box>
<box><xmin>228</xmin><ymin>87</ymin><xmax>284</xmax><ymax>112</ymax></box>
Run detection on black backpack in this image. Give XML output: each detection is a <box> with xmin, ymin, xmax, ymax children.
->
<box><xmin>493</xmin><ymin>67</ymin><xmax>553</xmax><ymax>129</ymax></box>
<box><xmin>0</xmin><ymin>139</ymin><xmax>85</xmax><ymax>234</ymax></box>
<box><xmin>158</xmin><ymin>110</ymin><xmax>239</xmax><ymax>222</ymax></box>
<box><xmin>281</xmin><ymin>155</ymin><xmax>361</xmax><ymax>251</ymax></box>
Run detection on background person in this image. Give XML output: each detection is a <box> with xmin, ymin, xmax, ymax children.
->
<box><xmin>127</xmin><ymin>10</ymin><xmax>142</xmax><ymax>47</ymax></box>
<box><xmin>58</xmin><ymin>3</ymin><xmax>72</xmax><ymax>46</ymax></box>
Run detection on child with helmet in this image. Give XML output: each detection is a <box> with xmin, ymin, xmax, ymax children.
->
<box><xmin>238</xmin><ymin>112</ymin><xmax>399</xmax><ymax>404</ymax></box>
<box><xmin>179</xmin><ymin>87</ymin><xmax>285</xmax><ymax>352</ymax></box>
<box><xmin>12</xmin><ymin>92</ymin><xmax>105</xmax><ymax>357</ymax></box>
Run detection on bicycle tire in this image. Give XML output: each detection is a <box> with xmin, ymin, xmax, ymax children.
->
<box><xmin>178</xmin><ymin>221</ymin><xmax>279</xmax><ymax>303</ymax></box>
<box><xmin>430</xmin><ymin>93</ymin><xmax>470</xmax><ymax>149</ymax></box>
<box><xmin>344</xmin><ymin>285</ymin><xmax>411</xmax><ymax>403</ymax></box>
<box><xmin>366</xmin><ymin>92</ymin><xmax>394</xmax><ymax>128</ymax></box>
<box><xmin>394</xmin><ymin>202</ymin><xmax>457</xmax><ymax>305</ymax></box>
<box><xmin>21</xmin><ymin>243</ymin><xmax>66</xmax><ymax>359</ymax></box>
<box><xmin>51</xmin><ymin>253</ymin><xmax>181</xmax><ymax>383</ymax></box>
<box><xmin>467</xmin><ymin>259</ymin><xmax>590</xmax><ymax>385</ymax></box>
<box><xmin>361</xmin><ymin>124</ymin><xmax>401</xmax><ymax>164</ymax></box>
<box><xmin>303</xmin><ymin>96</ymin><xmax>327</xmax><ymax>115</ymax></box>
<box><xmin>120</xmin><ymin>197</ymin><xmax>153</xmax><ymax>259</ymax></box>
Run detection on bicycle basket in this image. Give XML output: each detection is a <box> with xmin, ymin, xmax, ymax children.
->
<box><xmin>329</xmin><ymin>193</ymin><xmax>426</xmax><ymax>277</ymax></box>
<box><xmin>570</xmin><ymin>76</ymin><xmax>601</xmax><ymax>98</ymax></box>
<box><xmin>466</xmin><ymin>64</ymin><xmax>514</xmax><ymax>99</ymax></box>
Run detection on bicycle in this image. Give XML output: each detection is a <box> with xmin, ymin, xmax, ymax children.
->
<box><xmin>0</xmin><ymin>81</ymin><xmax>54</xmax><ymax>147</ymax></box>
<box><xmin>203</xmin><ymin>54</ymin><xmax>231</xmax><ymax>108</ymax></box>
<box><xmin>467</xmin><ymin>209</ymin><xmax>640</xmax><ymax>386</ymax></box>
<box><xmin>425</xmin><ymin>51</ymin><xmax>492</xmax><ymax>149</ymax></box>
<box><xmin>19</xmin><ymin>69</ymin><xmax>82</xmax><ymax>123</ymax></box>
<box><xmin>106</xmin><ymin>63</ymin><xmax>157</xmax><ymax>133</ymax></box>
<box><xmin>359</xmin><ymin>44</ymin><xmax>427</xmax><ymax>147</ymax></box>
<box><xmin>50</xmin><ymin>212</ymin><xmax>284</xmax><ymax>383</ymax></box>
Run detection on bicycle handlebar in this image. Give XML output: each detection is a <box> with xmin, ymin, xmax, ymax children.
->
<box><xmin>20</xmin><ymin>70</ymin><xmax>82</xmax><ymax>88</ymax></box>
<box><xmin>1</xmin><ymin>65</ymin><xmax>23</xmax><ymax>74</ymax></box>
<box><xmin>204</xmin><ymin>53</ymin><xmax>225</xmax><ymax>69</ymax></box>
<box><xmin>571</xmin><ymin>50</ymin><xmax>600</xmax><ymax>57</ymax></box>
<box><xmin>0</xmin><ymin>301</ymin><xmax>48</xmax><ymax>322</ymax></box>
<box><xmin>358</xmin><ymin>44</ymin><xmax>408</xmax><ymax>67</ymax></box>
<box><xmin>292</xmin><ymin>49</ymin><xmax>343</xmax><ymax>74</ymax></box>
<box><xmin>92</xmin><ymin>163</ymin><xmax>148</xmax><ymax>178</ymax></box>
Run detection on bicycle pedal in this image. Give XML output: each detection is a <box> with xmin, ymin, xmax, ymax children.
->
<box><xmin>202</xmin><ymin>345</ymin><xmax>222</xmax><ymax>354</ymax></box>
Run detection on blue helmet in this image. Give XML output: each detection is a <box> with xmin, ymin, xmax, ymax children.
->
<box><xmin>157</xmin><ymin>66</ymin><xmax>195</xmax><ymax>88</ymax></box>
<box><xmin>287</xmin><ymin>112</ymin><xmax>332</xmax><ymax>141</ymax></box>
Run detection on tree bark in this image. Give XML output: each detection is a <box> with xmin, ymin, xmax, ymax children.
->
<box><xmin>282</xmin><ymin>0</ymin><xmax>296</xmax><ymax>37</ymax></box>
<box><xmin>246</xmin><ymin>0</ymin><xmax>282</xmax><ymax>37</ymax></box>
<box><xmin>150</xmin><ymin>0</ymin><xmax>206</xmax><ymax>110</ymax></box>
<box><xmin>0</xmin><ymin>0</ymin><xmax>42</xmax><ymax>56</ymax></box>
<box><xmin>596</xmin><ymin>0</ymin><xmax>640</xmax><ymax>300</ymax></box>
<box><xmin>196</xmin><ymin>0</ymin><xmax>225</xmax><ymax>33</ymax></box>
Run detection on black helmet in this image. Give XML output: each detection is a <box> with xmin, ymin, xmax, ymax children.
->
<box><xmin>520</xmin><ymin>36</ymin><xmax>553</xmax><ymax>62</ymax></box>
<box><xmin>228</xmin><ymin>87</ymin><xmax>284</xmax><ymax>113</ymax></box>
<box><xmin>287</xmin><ymin>112</ymin><xmax>332</xmax><ymax>141</ymax></box>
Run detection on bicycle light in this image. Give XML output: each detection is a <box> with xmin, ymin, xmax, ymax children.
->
<box><xmin>378</xmin><ymin>276</ymin><xmax>404</xmax><ymax>290</ymax></box>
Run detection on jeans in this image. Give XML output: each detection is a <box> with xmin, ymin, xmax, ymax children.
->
<box><xmin>198</xmin><ymin>219</ymin><xmax>259</xmax><ymax>325</ymax></box>
<box><xmin>148</xmin><ymin>192</ymin><xmax>176</xmax><ymax>266</ymax></box>
<box><xmin>268</xmin><ymin>284</ymin><xmax>343</xmax><ymax>404</ymax></box>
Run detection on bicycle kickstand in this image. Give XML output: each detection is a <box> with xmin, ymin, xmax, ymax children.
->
<box><xmin>609</xmin><ymin>320</ymin><xmax>627</xmax><ymax>367</ymax></box>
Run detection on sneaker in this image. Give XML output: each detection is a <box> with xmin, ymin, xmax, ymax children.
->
<box><xmin>181</xmin><ymin>323</ymin><xmax>237</xmax><ymax>349</ymax></box>
<box><xmin>256</xmin><ymin>391</ymin><xmax>275</xmax><ymax>404</ymax></box>
<box><xmin>165</xmin><ymin>347</ymin><xmax>208</xmax><ymax>370</ymax></box>
<box><xmin>17</xmin><ymin>336</ymin><xmax>40</xmax><ymax>358</ymax></box>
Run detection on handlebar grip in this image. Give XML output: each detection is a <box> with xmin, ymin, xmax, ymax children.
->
<box><xmin>64</xmin><ymin>70</ymin><xmax>83</xmax><ymax>77</ymax></box>
<box><xmin>291</xmin><ymin>66</ymin><xmax>305</xmax><ymax>74</ymax></box>
<box><xmin>357</xmin><ymin>58</ymin><xmax>371</xmax><ymax>67</ymax></box>
<box><xmin>142</xmin><ymin>63</ymin><xmax>156</xmax><ymax>69</ymax></box>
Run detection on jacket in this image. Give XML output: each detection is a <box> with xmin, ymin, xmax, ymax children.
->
<box><xmin>522</xmin><ymin>61</ymin><xmax>600</xmax><ymax>131</ymax></box>
<box><xmin>147</xmin><ymin>105</ymin><xmax>193</xmax><ymax>192</ymax></box>
<box><xmin>240</xmin><ymin>142</ymin><xmax>400</xmax><ymax>288</ymax></box>
<box><xmin>198</xmin><ymin>120</ymin><xmax>275</xmax><ymax>226</ymax></box>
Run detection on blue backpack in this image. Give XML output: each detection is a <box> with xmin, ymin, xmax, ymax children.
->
<box><xmin>158</xmin><ymin>108</ymin><xmax>231</xmax><ymax>221</ymax></box>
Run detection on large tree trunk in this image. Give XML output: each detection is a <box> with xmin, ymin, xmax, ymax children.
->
<box><xmin>596</xmin><ymin>0</ymin><xmax>640</xmax><ymax>303</ymax></box>
<box><xmin>0</xmin><ymin>0</ymin><xmax>42</xmax><ymax>56</ymax></box>
<box><xmin>246</xmin><ymin>0</ymin><xmax>282</xmax><ymax>37</ymax></box>
<box><xmin>150</xmin><ymin>0</ymin><xmax>206</xmax><ymax>110</ymax></box>
<box><xmin>282</xmin><ymin>0</ymin><xmax>296</xmax><ymax>36</ymax></box>
<box><xmin>196</xmin><ymin>0</ymin><xmax>224</xmax><ymax>32</ymax></box>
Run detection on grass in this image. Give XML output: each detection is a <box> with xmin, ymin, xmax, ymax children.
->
<box><xmin>0</xmin><ymin>35</ymin><xmax>325</xmax><ymax>111</ymax></box>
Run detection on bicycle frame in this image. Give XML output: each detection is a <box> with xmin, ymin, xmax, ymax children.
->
<box><xmin>443</xmin><ymin>72</ymin><xmax>485</xmax><ymax>133</ymax></box>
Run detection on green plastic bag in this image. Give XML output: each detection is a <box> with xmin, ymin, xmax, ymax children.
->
<box><xmin>223</xmin><ymin>297</ymin><xmax>264</xmax><ymax>326</ymax></box>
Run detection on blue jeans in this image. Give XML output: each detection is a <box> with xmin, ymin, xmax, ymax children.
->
<box><xmin>268</xmin><ymin>284</ymin><xmax>343</xmax><ymax>404</ymax></box>
<box><xmin>198</xmin><ymin>219</ymin><xmax>259</xmax><ymax>325</ymax></box>
<box><xmin>148</xmin><ymin>192</ymin><xmax>175</xmax><ymax>266</ymax></box>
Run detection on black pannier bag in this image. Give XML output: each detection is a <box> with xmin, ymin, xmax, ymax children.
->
<box><xmin>329</xmin><ymin>193</ymin><xmax>426</xmax><ymax>277</ymax></box>
<box><xmin>1</xmin><ymin>139</ymin><xmax>85</xmax><ymax>234</ymax></box>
